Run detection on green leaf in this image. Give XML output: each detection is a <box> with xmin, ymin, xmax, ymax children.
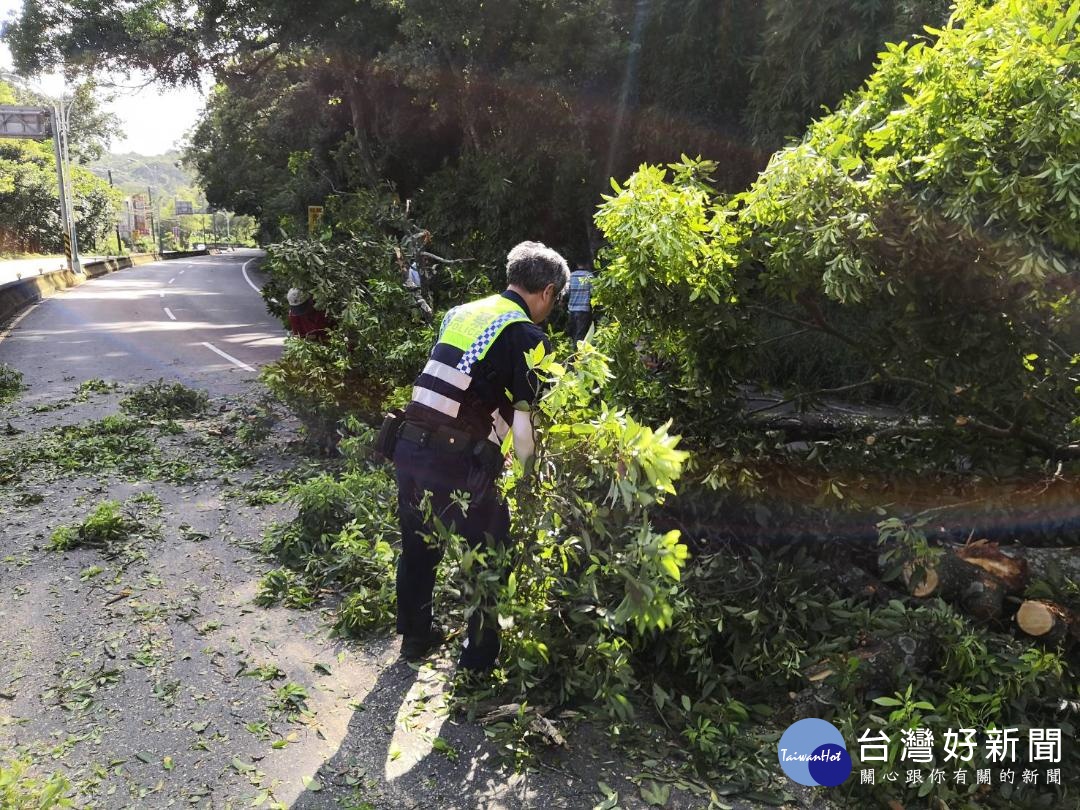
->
<box><xmin>872</xmin><ymin>696</ymin><xmax>903</xmax><ymax>707</ymax></box>
<box><xmin>660</xmin><ymin>555</ymin><xmax>681</xmax><ymax>581</ymax></box>
<box><xmin>640</xmin><ymin>780</ymin><xmax>671</xmax><ymax>806</ymax></box>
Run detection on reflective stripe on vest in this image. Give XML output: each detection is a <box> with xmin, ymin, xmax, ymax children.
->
<box><xmin>412</xmin><ymin>386</ymin><xmax>460</xmax><ymax>418</ymax></box>
<box><xmin>410</xmin><ymin>294</ymin><xmax>531</xmax><ymax>436</ymax></box>
<box><xmin>422</xmin><ymin>358</ymin><xmax>471</xmax><ymax>390</ymax></box>
<box><xmin>487</xmin><ymin>409</ymin><xmax>511</xmax><ymax>445</ymax></box>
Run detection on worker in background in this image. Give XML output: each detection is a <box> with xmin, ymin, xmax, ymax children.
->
<box><xmin>287</xmin><ymin>288</ymin><xmax>332</xmax><ymax>341</ymax></box>
<box><xmin>565</xmin><ymin>260</ymin><xmax>595</xmax><ymax>342</ymax></box>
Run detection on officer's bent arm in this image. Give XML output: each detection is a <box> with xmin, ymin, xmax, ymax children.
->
<box><xmin>511</xmin><ymin>408</ymin><xmax>536</xmax><ymax>464</ymax></box>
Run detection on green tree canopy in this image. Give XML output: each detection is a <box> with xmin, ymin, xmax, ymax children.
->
<box><xmin>4</xmin><ymin>0</ymin><xmax>948</xmax><ymax>256</ymax></box>
<box><xmin>0</xmin><ymin>79</ymin><xmax>122</xmax><ymax>255</ymax></box>
<box><xmin>595</xmin><ymin>0</ymin><xmax>1080</xmax><ymax>460</ymax></box>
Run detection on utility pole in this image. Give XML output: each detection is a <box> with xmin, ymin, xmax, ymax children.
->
<box><xmin>48</xmin><ymin>105</ymin><xmax>80</xmax><ymax>274</ymax></box>
<box><xmin>2</xmin><ymin>76</ymin><xmax>81</xmax><ymax>271</ymax></box>
<box><xmin>147</xmin><ymin>185</ymin><xmax>162</xmax><ymax>255</ymax></box>
<box><xmin>108</xmin><ymin>169</ymin><xmax>122</xmax><ymax>255</ymax></box>
<box><xmin>56</xmin><ymin>99</ymin><xmax>82</xmax><ymax>274</ymax></box>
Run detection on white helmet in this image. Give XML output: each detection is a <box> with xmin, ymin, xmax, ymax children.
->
<box><xmin>286</xmin><ymin>288</ymin><xmax>310</xmax><ymax>307</ymax></box>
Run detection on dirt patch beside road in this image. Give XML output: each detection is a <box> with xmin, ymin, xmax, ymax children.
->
<box><xmin>0</xmin><ymin>379</ymin><xmax>781</xmax><ymax>809</ymax></box>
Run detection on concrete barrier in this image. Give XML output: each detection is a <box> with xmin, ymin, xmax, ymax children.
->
<box><xmin>0</xmin><ymin>250</ymin><xmax>210</xmax><ymax>326</ymax></box>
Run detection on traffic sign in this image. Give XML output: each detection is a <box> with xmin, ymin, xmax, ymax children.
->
<box><xmin>0</xmin><ymin>106</ymin><xmax>49</xmax><ymax>139</ymax></box>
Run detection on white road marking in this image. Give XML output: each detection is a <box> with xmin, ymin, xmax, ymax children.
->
<box><xmin>0</xmin><ymin>301</ymin><xmax>40</xmax><ymax>346</ymax></box>
<box><xmin>201</xmin><ymin>341</ymin><xmax>256</xmax><ymax>372</ymax></box>
<box><xmin>241</xmin><ymin>258</ymin><xmax>261</xmax><ymax>294</ymax></box>
<box><xmin>178</xmin><ymin>270</ymin><xmax>185</xmax><ymax>275</ymax></box>
<box><xmin>168</xmin><ymin>277</ymin><xmax>176</xmax><ymax>284</ymax></box>
<box><xmin>163</xmin><ymin>307</ymin><xmax>176</xmax><ymax>321</ymax></box>
<box><xmin>159</xmin><ymin>291</ymin><xmax>165</xmax><ymax>298</ymax></box>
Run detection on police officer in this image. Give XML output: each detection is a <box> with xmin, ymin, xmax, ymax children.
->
<box><xmin>391</xmin><ymin>241</ymin><xmax>570</xmax><ymax>669</ymax></box>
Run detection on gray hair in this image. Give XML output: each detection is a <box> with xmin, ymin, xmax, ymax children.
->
<box><xmin>506</xmin><ymin>241</ymin><xmax>570</xmax><ymax>295</ymax></box>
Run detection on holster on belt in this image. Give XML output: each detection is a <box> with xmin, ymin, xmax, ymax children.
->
<box><xmin>393</xmin><ymin>416</ymin><xmax>504</xmax><ymax>478</ymax></box>
<box><xmin>373</xmin><ymin>409</ymin><xmax>405</xmax><ymax>461</ymax></box>
<box><xmin>471</xmin><ymin>439</ymin><xmax>504</xmax><ymax>478</ymax></box>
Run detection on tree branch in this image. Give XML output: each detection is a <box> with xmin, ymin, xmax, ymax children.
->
<box><xmin>746</xmin><ymin>304</ymin><xmax>862</xmax><ymax>349</ymax></box>
<box><xmin>745</xmin><ymin>379</ymin><xmax>883</xmax><ymax>416</ymax></box>
<box><xmin>732</xmin><ymin>328</ymin><xmax>811</xmax><ymax>350</ymax></box>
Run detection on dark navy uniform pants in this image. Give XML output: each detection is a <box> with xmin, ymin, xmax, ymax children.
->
<box><xmin>566</xmin><ymin>310</ymin><xmax>592</xmax><ymax>342</ymax></box>
<box><xmin>393</xmin><ymin>436</ymin><xmax>510</xmax><ymax>670</ymax></box>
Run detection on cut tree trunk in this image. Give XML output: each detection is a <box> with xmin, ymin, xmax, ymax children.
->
<box><xmin>997</xmin><ymin>545</ymin><xmax>1080</xmax><ymax>598</ymax></box>
<box><xmin>963</xmin><ymin>540</ymin><xmax>1080</xmax><ymax>610</ymax></box>
<box><xmin>834</xmin><ymin>564</ymin><xmax>894</xmax><ymax>603</ymax></box>
<box><xmin>955</xmin><ymin>540</ymin><xmax>1029</xmax><ymax>591</ymax></box>
<box><xmin>891</xmin><ymin>539</ymin><xmax>1080</xmax><ymax>641</ymax></box>
<box><xmin>899</xmin><ymin>549</ymin><xmax>1012</xmax><ymax>622</ymax></box>
<box><xmin>1015</xmin><ymin>600</ymin><xmax>1079</xmax><ymax>646</ymax></box>
<box><xmin>788</xmin><ymin>634</ymin><xmax>935</xmax><ymax>722</ymax></box>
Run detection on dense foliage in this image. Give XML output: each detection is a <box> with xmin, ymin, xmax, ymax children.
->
<box><xmin>0</xmin><ymin>759</ymin><xmax>70</xmax><ymax>809</ymax></box>
<box><xmin>262</xmin><ymin>341</ymin><xmax>1079</xmax><ymax>806</ymax></box>
<box><xmin>9</xmin><ymin>0</ymin><xmax>1079</xmax><ymax>805</ymax></box>
<box><xmin>0</xmin><ymin>80</ymin><xmax>121</xmax><ymax>255</ymax></box>
<box><xmin>595</xmin><ymin>0</ymin><xmax>1080</xmax><ymax>463</ymax></box>
<box><xmin>5</xmin><ymin>0</ymin><xmax>946</xmax><ymax>255</ymax></box>
<box><xmin>253</xmin><ymin>2</ymin><xmax>1079</xmax><ymax>805</ymax></box>
<box><xmin>259</xmin><ymin>189</ymin><xmax>494</xmax><ymax>436</ymax></box>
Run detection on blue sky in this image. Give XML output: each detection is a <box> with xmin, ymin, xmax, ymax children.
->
<box><xmin>0</xmin><ymin>0</ymin><xmax>206</xmax><ymax>155</ymax></box>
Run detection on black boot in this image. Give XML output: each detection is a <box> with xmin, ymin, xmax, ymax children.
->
<box><xmin>400</xmin><ymin>628</ymin><xmax>446</xmax><ymax>661</ymax></box>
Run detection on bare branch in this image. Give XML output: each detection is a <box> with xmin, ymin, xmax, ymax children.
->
<box><xmin>745</xmin><ymin>379</ymin><xmax>882</xmax><ymax>416</ymax></box>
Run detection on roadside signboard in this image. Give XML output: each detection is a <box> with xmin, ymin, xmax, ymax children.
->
<box><xmin>0</xmin><ymin>105</ymin><xmax>49</xmax><ymax>138</ymax></box>
<box><xmin>175</xmin><ymin>200</ymin><xmax>193</xmax><ymax>215</ymax></box>
<box><xmin>308</xmin><ymin>205</ymin><xmax>324</xmax><ymax>233</ymax></box>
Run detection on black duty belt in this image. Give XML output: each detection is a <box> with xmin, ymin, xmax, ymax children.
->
<box><xmin>397</xmin><ymin>420</ymin><xmax>481</xmax><ymax>454</ymax></box>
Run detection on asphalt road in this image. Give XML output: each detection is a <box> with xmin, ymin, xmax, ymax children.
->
<box><xmin>0</xmin><ymin>249</ymin><xmax>284</xmax><ymax>402</ymax></box>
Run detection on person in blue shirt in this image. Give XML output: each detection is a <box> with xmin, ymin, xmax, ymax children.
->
<box><xmin>566</xmin><ymin>261</ymin><xmax>594</xmax><ymax>342</ymax></box>
<box><xmin>395</xmin><ymin>230</ymin><xmax>434</xmax><ymax>322</ymax></box>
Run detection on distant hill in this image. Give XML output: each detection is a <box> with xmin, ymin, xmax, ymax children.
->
<box><xmin>87</xmin><ymin>151</ymin><xmax>207</xmax><ymax>208</ymax></box>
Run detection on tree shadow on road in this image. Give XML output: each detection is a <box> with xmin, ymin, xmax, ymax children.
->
<box><xmin>289</xmin><ymin>648</ymin><xmax>604</xmax><ymax>810</ymax></box>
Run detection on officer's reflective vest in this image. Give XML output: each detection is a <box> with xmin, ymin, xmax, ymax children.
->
<box><xmin>410</xmin><ymin>294</ymin><xmax>531</xmax><ymax>446</ymax></box>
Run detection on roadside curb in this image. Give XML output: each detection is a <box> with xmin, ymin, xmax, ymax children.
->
<box><xmin>0</xmin><ymin>250</ymin><xmax>210</xmax><ymax>330</ymax></box>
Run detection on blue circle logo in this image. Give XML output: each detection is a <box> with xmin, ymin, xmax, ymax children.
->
<box><xmin>777</xmin><ymin>719</ymin><xmax>853</xmax><ymax>787</ymax></box>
